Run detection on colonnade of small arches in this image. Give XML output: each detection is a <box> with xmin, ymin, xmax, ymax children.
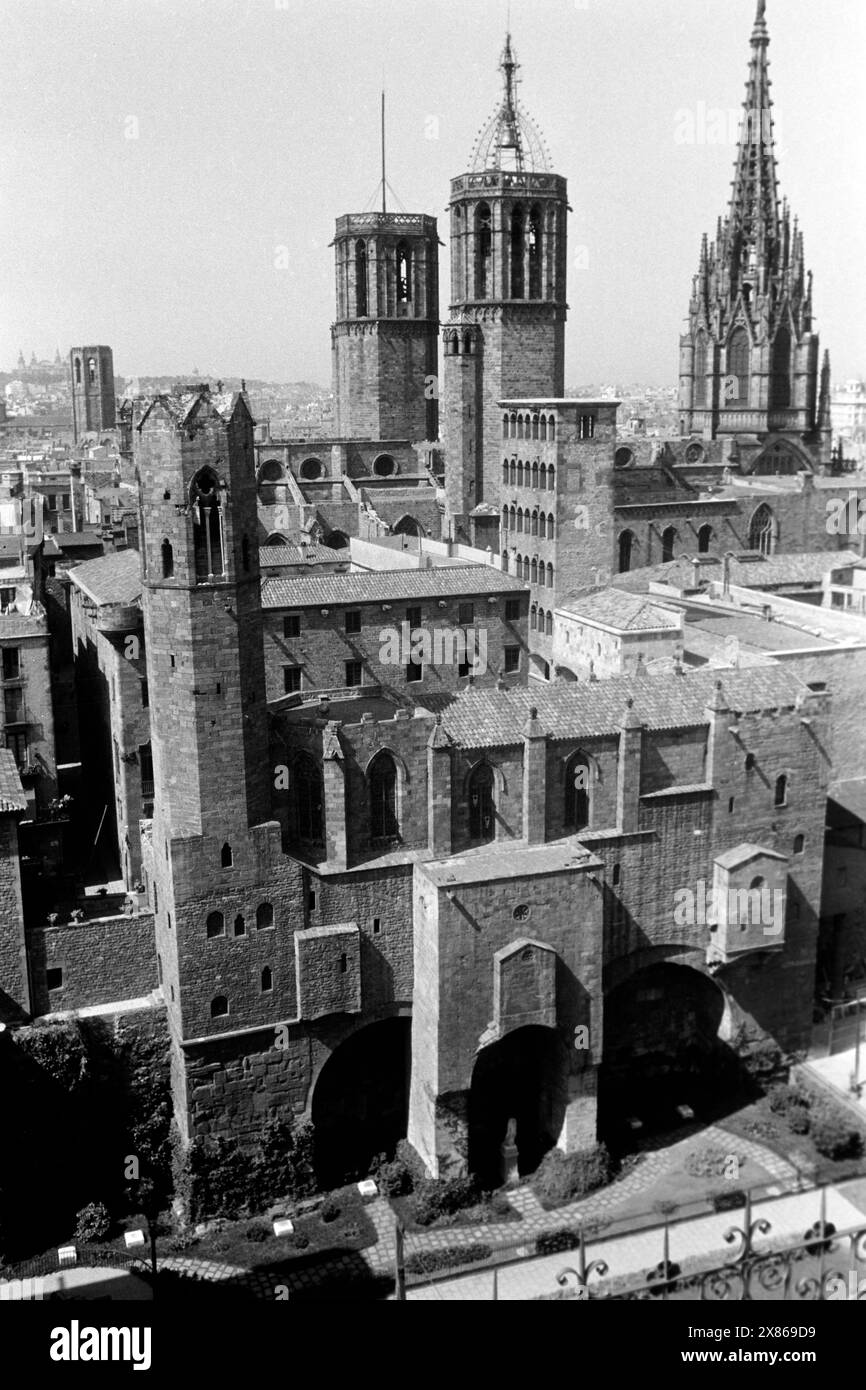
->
<box><xmin>502</xmin><ymin>411</ymin><xmax>556</xmax><ymax>441</ymax></box>
<box><xmin>511</xmin><ymin>555</ymin><xmax>555</xmax><ymax>587</ymax></box>
<box><xmin>502</xmin><ymin>506</ymin><xmax>556</xmax><ymax>538</ymax></box>
<box><xmin>502</xmin><ymin>458</ymin><xmax>556</xmax><ymax>490</ymax></box>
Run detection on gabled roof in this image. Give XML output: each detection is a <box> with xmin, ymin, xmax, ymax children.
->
<box><xmin>67</xmin><ymin>548</ymin><xmax>142</xmax><ymax>606</ymax></box>
<box><xmin>136</xmin><ymin>389</ymin><xmax>250</xmax><ymax>433</ymax></box>
<box><xmin>557</xmin><ymin>587</ymin><xmax>681</xmax><ymax>632</ymax></box>
<box><xmin>261</xmin><ymin>564</ymin><xmax>526</xmax><ymax>609</ymax></box>
<box><xmin>715</xmin><ymin>842</ymin><xmax>788</xmax><ymax>870</ymax></box>
<box><xmin>259</xmin><ymin>545</ymin><xmax>347</xmax><ymax>568</ymax></box>
<box><xmin>431</xmin><ymin>666</ymin><xmax>807</xmax><ymax>749</ymax></box>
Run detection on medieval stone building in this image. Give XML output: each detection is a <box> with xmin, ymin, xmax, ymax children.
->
<box><xmin>2</xmin><ymin>1</ymin><xmax>865</xmax><ymax>1196</ymax></box>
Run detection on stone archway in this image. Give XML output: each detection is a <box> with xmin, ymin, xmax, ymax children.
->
<box><xmin>599</xmin><ymin>962</ymin><xmax>739</xmax><ymax>1143</ymax></box>
<box><xmin>311</xmin><ymin>1017</ymin><xmax>411</xmax><ymax>1188</ymax></box>
<box><xmin>468</xmin><ymin>1025</ymin><xmax>569</xmax><ymax>1187</ymax></box>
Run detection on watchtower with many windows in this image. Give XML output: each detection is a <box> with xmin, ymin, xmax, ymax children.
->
<box><xmin>331</xmin><ymin>211</ymin><xmax>440</xmax><ymax>442</ymax></box>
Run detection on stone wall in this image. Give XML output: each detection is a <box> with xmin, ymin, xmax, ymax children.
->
<box><xmin>27</xmin><ymin>908</ymin><xmax>157</xmax><ymax>1016</ymax></box>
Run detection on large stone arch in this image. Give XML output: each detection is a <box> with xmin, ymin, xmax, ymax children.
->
<box><xmin>468</xmin><ymin>1024</ymin><xmax>570</xmax><ymax>1185</ymax></box>
<box><xmin>310</xmin><ymin>1014</ymin><xmax>412</xmax><ymax>1187</ymax></box>
<box><xmin>599</xmin><ymin>955</ymin><xmax>743</xmax><ymax>1144</ymax></box>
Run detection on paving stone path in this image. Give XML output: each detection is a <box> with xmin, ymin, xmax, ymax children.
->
<box><xmin>151</xmin><ymin>1124</ymin><xmax>810</xmax><ymax>1299</ymax></box>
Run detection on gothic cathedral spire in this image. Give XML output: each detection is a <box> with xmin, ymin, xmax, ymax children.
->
<box><xmin>678</xmin><ymin>0</ymin><xmax>830</xmax><ymax>470</ymax></box>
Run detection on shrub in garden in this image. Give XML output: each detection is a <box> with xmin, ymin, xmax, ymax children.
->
<box><xmin>809</xmin><ymin>1106</ymin><xmax>863</xmax><ymax>1160</ymax></box>
<box><xmin>404</xmin><ymin>1242</ymin><xmax>491</xmax><ymax>1276</ymax></box>
<box><xmin>712</xmin><ymin>1189</ymin><xmax>747</xmax><ymax>1213</ymax></box>
<box><xmin>787</xmin><ymin>1105</ymin><xmax>811</xmax><ymax>1135</ymax></box>
<box><xmin>244</xmin><ymin>1222</ymin><xmax>269</xmax><ymax>1243</ymax></box>
<box><xmin>376</xmin><ymin>1158</ymin><xmax>415</xmax><ymax>1199</ymax></box>
<box><xmin>488</xmin><ymin>1191</ymin><xmax>513</xmax><ymax>1217</ymax></box>
<box><xmin>683</xmin><ymin>1146</ymin><xmax>744</xmax><ymax>1180</ymax></box>
<box><xmin>74</xmin><ymin>1202</ymin><xmax>112</xmax><ymax>1243</ymax></box>
<box><xmin>319</xmin><ymin>1196</ymin><xmax>341</xmax><ymax>1223</ymax></box>
<box><xmin>411</xmin><ymin>1174</ymin><xmax>482</xmax><ymax>1227</ymax></box>
<box><xmin>531</xmin><ymin>1145</ymin><xmax>612</xmax><ymax>1207</ymax></box>
<box><xmin>535</xmin><ymin>1228</ymin><xmax>581</xmax><ymax>1256</ymax></box>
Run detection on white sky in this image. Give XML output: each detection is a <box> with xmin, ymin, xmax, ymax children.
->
<box><xmin>1</xmin><ymin>0</ymin><xmax>863</xmax><ymax>386</ymax></box>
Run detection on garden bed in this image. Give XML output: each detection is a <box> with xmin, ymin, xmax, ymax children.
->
<box><xmin>173</xmin><ymin>1186</ymin><xmax>378</xmax><ymax>1268</ymax></box>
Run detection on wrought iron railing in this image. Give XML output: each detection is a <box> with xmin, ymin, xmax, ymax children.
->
<box><xmin>402</xmin><ymin>1178</ymin><xmax>866</xmax><ymax>1302</ymax></box>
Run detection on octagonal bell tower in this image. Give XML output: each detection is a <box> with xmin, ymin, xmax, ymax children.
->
<box><xmin>443</xmin><ymin>35</ymin><xmax>569</xmax><ymax>541</ymax></box>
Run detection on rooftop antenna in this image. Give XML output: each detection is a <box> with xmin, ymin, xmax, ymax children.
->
<box><xmin>381</xmin><ymin>83</ymin><xmax>387</xmax><ymax>215</ymax></box>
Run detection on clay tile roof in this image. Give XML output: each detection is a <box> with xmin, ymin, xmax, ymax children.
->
<box><xmin>433</xmin><ymin>666</ymin><xmax>806</xmax><ymax>749</ymax></box>
<box><xmin>557</xmin><ymin>587</ymin><xmax>681</xmax><ymax>631</ymax></box>
<box><xmin>260</xmin><ymin>564</ymin><xmax>527</xmax><ymax>608</ymax></box>
<box><xmin>67</xmin><ymin>548</ymin><xmax>142</xmax><ymax>606</ymax></box>
<box><xmin>259</xmin><ymin>546</ymin><xmax>346</xmax><ymax>567</ymax></box>
<box><xmin>0</xmin><ymin>748</ymin><xmax>27</xmax><ymax>813</ymax></box>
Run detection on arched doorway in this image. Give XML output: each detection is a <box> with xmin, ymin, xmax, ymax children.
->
<box><xmin>599</xmin><ymin>962</ymin><xmax>738</xmax><ymax>1143</ymax></box>
<box><xmin>312</xmin><ymin>1017</ymin><xmax>411</xmax><ymax>1187</ymax></box>
<box><xmin>324</xmin><ymin>529</ymin><xmax>349</xmax><ymax>550</ymax></box>
<box><xmin>468</xmin><ymin>1025</ymin><xmax>568</xmax><ymax>1186</ymax></box>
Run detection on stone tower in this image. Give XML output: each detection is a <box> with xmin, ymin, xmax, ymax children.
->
<box><xmin>331</xmin><ymin>211</ymin><xmax>440</xmax><ymax>442</ymax></box>
<box><xmin>70</xmin><ymin>345</ymin><xmax>117</xmax><ymax>443</ymax></box>
<box><xmin>678</xmin><ymin>0</ymin><xmax>830</xmax><ymax>469</ymax></box>
<box><xmin>443</xmin><ymin>35</ymin><xmax>569</xmax><ymax>543</ymax></box>
<box><xmin>136</xmin><ymin>387</ymin><xmax>297</xmax><ymax>1140</ymax></box>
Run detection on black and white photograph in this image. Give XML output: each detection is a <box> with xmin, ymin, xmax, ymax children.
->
<box><xmin>0</xmin><ymin>0</ymin><xmax>865</xmax><ymax>1361</ymax></box>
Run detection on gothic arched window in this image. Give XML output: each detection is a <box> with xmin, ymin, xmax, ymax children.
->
<box><xmin>545</xmin><ymin>610</ymin><xmax>553</xmax><ymax>636</ymax></box>
<box><xmin>749</xmin><ymin>503</ymin><xmax>775</xmax><ymax>556</ymax></box>
<box><xmin>770</xmin><ymin>327</ymin><xmax>791</xmax><ymax>409</ymax></box>
<box><xmin>528</xmin><ymin>204</ymin><xmax>542</xmax><ymax>298</ymax></box>
<box><xmin>396</xmin><ymin>239</ymin><xmax>412</xmax><ymax>305</ymax></box>
<box><xmin>475</xmin><ymin>203</ymin><xmax>492</xmax><ymax>298</ymax></box>
<box><xmin>727</xmin><ymin>328</ymin><xmax>751</xmax><ymax>405</ymax></box>
<box><xmin>161</xmin><ymin>539</ymin><xmax>174</xmax><ymax>579</ymax></box>
<box><xmin>564</xmin><ymin>752</ymin><xmax>591</xmax><ymax>831</ymax></box>
<box><xmin>295</xmin><ymin>753</ymin><xmax>324</xmax><ymax>844</ymax></box>
<box><xmin>694</xmin><ymin>331</ymin><xmax>708</xmax><ymax>407</ymax></box>
<box><xmin>468</xmin><ymin>762</ymin><xmax>495</xmax><ymax>843</ymax></box>
<box><xmin>74</xmin><ymin>358</ymin><xmax>82</xmax><ymax>384</ymax></box>
<box><xmin>698</xmin><ymin>524</ymin><xmax>714</xmax><ymax>554</ymax></box>
<box><xmin>191</xmin><ymin>469</ymin><xmax>224</xmax><ymax>581</ymax></box>
<box><xmin>511</xmin><ymin>205</ymin><xmax>525</xmax><ymax>299</ymax></box>
<box><xmin>661</xmin><ymin>526</ymin><xmax>678</xmax><ymax>563</ymax></box>
<box><xmin>369</xmin><ymin>751</ymin><xmax>399</xmax><ymax>841</ymax></box>
<box><xmin>355</xmin><ymin>239</ymin><xmax>368</xmax><ymax>317</ymax></box>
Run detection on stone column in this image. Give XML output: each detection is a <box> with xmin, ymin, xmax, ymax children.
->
<box><xmin>522</xmin><ymin>706</ymin><xmax>547</xmax><ymax>844</ymax></box>
<box><xmin>322</xmin><ymin>724</ymin><xmax>347</xmax><ymax>869</ymax></box>
<box><xmin>556</xmin><ymin>1065</ymin><xmax>599</xmax><ymax>1154</ymax></box>
<box><xmin>427</xmin><ymin>718</ymin><xmax>452</xmax><ymax>856</ymax></box>
<box><xmin>616</xmin><ymin>698</ymin><xmax>643</xmax><ymax>834</ymax></box>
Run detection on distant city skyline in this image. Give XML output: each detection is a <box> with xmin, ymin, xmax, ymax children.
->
<box><xmin>1</xmin><ymin>0</ymin><xmax>863</xmax><ymax>385</ymax></box>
